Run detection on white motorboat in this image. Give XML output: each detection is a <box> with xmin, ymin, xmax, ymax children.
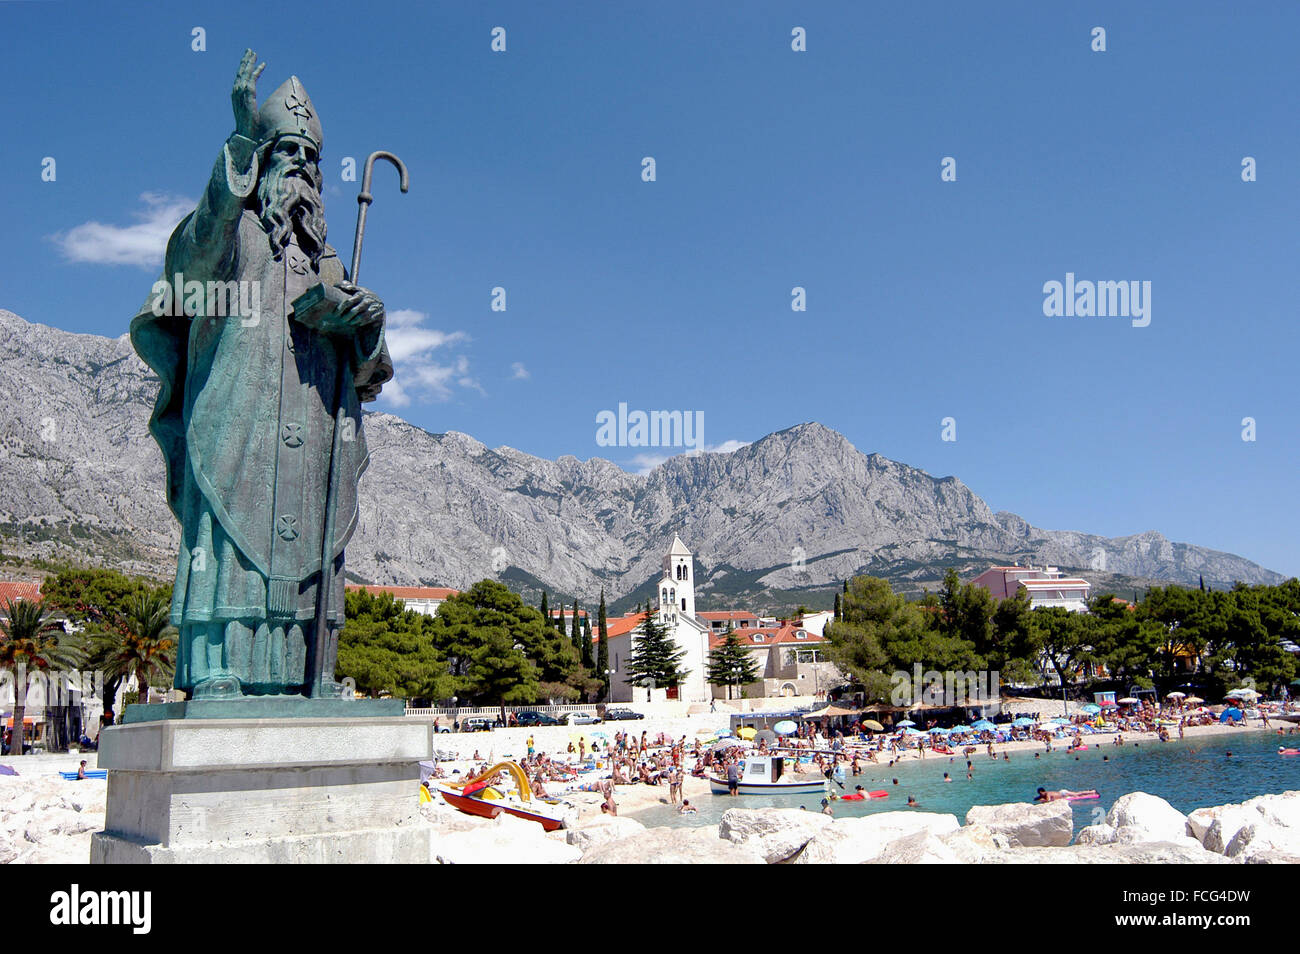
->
<box><xmin>708</xmin><ymin>755</ymin><xmax>827</xmax><ymax>796</ymax></box>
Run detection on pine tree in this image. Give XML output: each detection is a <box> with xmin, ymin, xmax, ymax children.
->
<box><xmin>597</xmin><ymin>589</ymin><xmax>610</xmax><ymax>699</ymax></box>
<box><xmin>624</xmin><ymin>604</ymin><xmax>688</xmax><ymax>700</ymax></box>
<box><xmin>706</xmin><ymin>630</ymin><xmax>761</xmax><ymax>699</ymax></box>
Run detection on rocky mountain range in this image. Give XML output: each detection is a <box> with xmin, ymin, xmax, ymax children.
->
<box><xmin>0</xmin><ymin>309</ymin><xmax>1285</xmax><ymax>612</ymax></box>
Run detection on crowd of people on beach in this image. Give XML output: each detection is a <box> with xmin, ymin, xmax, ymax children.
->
<box><xmin>424</xmin><ymin>694</ymin><xmax>1297</xmax><ymax>824</ymax></box>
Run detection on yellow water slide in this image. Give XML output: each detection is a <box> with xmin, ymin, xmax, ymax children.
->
<box><xmin>443</xmin><ymin>761</ymin><xmax>534</xmax><ymax>801</ymax></box>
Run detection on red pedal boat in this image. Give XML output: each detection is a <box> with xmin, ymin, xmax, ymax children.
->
<box><xmin>436</xmin><ymin>761</ymin><xmax>567</xmax><ymax>832</ymax></box>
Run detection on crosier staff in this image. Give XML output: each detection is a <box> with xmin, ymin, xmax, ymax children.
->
<box><xmin>301</xmin><ymin>151</ymin><xmax>409</xmax><ymax>697</ymax></box>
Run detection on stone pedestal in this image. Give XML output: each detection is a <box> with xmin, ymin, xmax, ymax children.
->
<box><xmin>90</xmin><ymin>717</ymin><xmax>434</xmax><ymax>863</ymax></box>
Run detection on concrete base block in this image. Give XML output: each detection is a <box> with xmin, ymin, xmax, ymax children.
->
<box><xmin>93</xmin><ymin>717</ymin><xmax>432</xmax><ymax>864</ymax></box>
<box><xmin>91</xmin><ymin>826</ymin><xmax>433</xmax><ymax>864</ymax></box>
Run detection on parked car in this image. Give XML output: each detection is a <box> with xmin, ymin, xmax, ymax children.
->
<box><xmin>603</xmin><ymin>708</ymin><xmax>645</xmax><ymax>721</ymax></box>
<box><xmin>460</xmin><ymin>717</ymin><xmax>495</xmax><ymax>732</ymax></box>
<box><xmin>558</xmin><ymin>711</ymin><xmax>600</xmax><ymax>725</ymax></box>
<box><xmin>514</xmin><ymin>711</ymin><xmax>562</xmax><ymax>727</ymax></box>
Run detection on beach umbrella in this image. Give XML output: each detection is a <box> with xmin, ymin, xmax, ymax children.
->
<box><xmin>1013</xmin><ymin>717</ymin><xmax>1035</xmax><ymax>727</ymax></box>
<box><xmin>902</xmin><ymin>727</ymin><xmax>925</xmax><ymax>736</ymax></box>
<box><xmin>773</xmin><ymin>720</ymin><xmax>797</xmax><ymax>736</ymax></box>
<box><xmin>972</xmin><ymin>720</ymin><xmax>996</xmax><ymax>730</ymax></box>
<box><xmin>1220</xmin><ymin>708</ymin><xmax>1244</xmax><ymax>724</ymax></box>
<box><xmin>928</xmin><ymin>726</ymin><xmax>950</xmax><ymax>734</ymax></box>
<box><xmin>862</xmin><ymin>719</ymin><xmax>884</xmax><ymax>732</ymax></box>
<box><xmin>737</xmin><ymin>727</ymin><xmax>757</xmax><ymax>740</ymax></box>
<box><xmin>1118</xmin><ymin>697</ymin><xmax>1140</xmax><ymax>705</ymax></box>
<box><xmin>1167</xmin><ymin>691</ymin><xmax>1186</xmax><ymax>699</ymax></box>
<box><xmin>755</xmin><ymin>729</ymin><xmax>778</xmax><ymax>744</ymax></box>
<box><xmin>1052</xmin><ymin>717</ymin><xmax>1073</xmax><ymax>724</ymax></box>
<box><xmin>1185</xmin><ymin>696</ymin><xmax>1204</xmax><ymax>705</ymax></box>
<box><xmin>1082</xmin><ymin>704</ymin><xmax>1101</xmax><ymax>714</ymax></box>
<box><xmin>1227</xmin><ymin>688</ymin><xmax>1260</xmax><ymax>700</ymax></box>
<box><xmin>897</xmin><ymin>720</ymin><xmax>916</xmax><ymax>727</ymax></box>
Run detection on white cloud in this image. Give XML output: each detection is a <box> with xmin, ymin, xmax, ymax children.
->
<box><xmin>511</xmin><ymin>362</ymin><xmax>530</xmax><ymax>380</ymax></box>
<box><xmin>52</xmin><ymin>192</ymin><xmax>193</xmax><ymax>267</ymax></box>
<box><xmin>380</xmin><ymin>309</ymin><xmax>477</xmax><ymax>407</ymax></box>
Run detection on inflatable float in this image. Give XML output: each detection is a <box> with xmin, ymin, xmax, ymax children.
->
<box><xmin>839</xmin><ymin>790</ymin><xmax>889</xmax><ymax>801</ymax></box>
<box><xmin>1279</xmin><ymin>747</ymin><xmax>1300</xmax><ymax>756</ymax></box>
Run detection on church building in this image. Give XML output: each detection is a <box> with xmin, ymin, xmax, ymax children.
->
<box><xmin>604</xmin><ymin>534</ymin><xmax>711</xmax><ymax>704</ymax></box>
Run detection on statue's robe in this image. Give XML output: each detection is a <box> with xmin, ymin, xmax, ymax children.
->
<box><xmin>130</xmin><ymin>132</ymin><xmax>392</xmax><ymax>695</ymax></box>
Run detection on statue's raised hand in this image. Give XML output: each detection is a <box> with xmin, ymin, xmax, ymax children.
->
<box><xmin>232</xmin><ymin>49</ymin><xmax>266</xmax><ymax>140</ymax></box>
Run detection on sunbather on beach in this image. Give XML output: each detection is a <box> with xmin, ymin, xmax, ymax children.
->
<box><xmin>1034</xmin><ymin>787</ymin><xmax>1098</xmax><ymax>802</ymax></box>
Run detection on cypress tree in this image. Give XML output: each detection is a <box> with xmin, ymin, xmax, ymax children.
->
<box><xmin>625</xmin><ymin>604</ymin><xmax>689</xmax><ymax>700</ymax></box>
<box><xmin>597</xmin><ymin>589</ymin><xmax>610</xmax><ymax>699</ymax></box>
<box><xmin>834</xmin><ymin>592</ymin><xmax>841</xmax><ymax>621</ymax></box>
<box><xmin>570</xmin><ymin>600</ymin><xmax>582</xmax><ymax>656</ymax></box>
<box><xmin>581</xmin><ymin>616</ymin><xmax>593</xmax><ymax>668</ymax></box>
<box><xmin>706</xmin><ymin>630</ymin><xmax>761</xmax><ymax>699</ymax></box>
<box><xmin>540</xmin><ymin>591</ymin><xmax>549</xmax><ymax>624</ymax></box>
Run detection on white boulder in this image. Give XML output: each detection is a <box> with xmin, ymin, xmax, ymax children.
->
<box><xmin>565</xmin><ymin>816</ymin><xmax>647</xmax><ymax>853</ymax></box>
<box><xmin>1105</xmin><ymin>793</ymin><xmax>1188</xmax><ymax>843</ymax></box>
<box><xmin>792</xmin><ymin>811</ymin><xmax>960</xmax><ymax>865</ymax></box>
<box><xmin>434</xmin><ymin>814</ymin><xmax>583</xmax><ymax>864</ymax></box>
<box><xmin>579</xmin><ymin>826</ymin><xmax>765</xmax><ymax>865</ymax></box>
<box><xmin>718</xmin><ymin>808</ymin><xmax>832</xmax><ymax>863</ymax></box>
<box><xmin>1224</xmin><ymin>822</ymin><xmax>1300</xmax><ymax>862</ymax></box>
<box><xmin>965</xmin><ymin>800</ymin><xmax>1073</xmax><ymax>848</ymax></box>
<box><xmin>1202</xmin><ymin>805</ymin><xmax>1269</xmax><ymax>854</ymax></box>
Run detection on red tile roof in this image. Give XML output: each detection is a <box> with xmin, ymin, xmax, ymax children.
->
<box><xmin>0</xmin><ymin>581</ymin><xmax>42</xmax><ymax>606</ymax></box>
<box><xmin>698</xmin><ymin>611</ymin><xmax>757</xmax><ymax>620</ymax></box>
<box><xmin>708</xmin><ymin>622</ymin><xmax>825</xmax><ymax>649</ymax></box>
<box><xmin>600</xmin><ymin>613</ymin><xmax>648</xmax><ymax>639</ymax></box>
<box><xmin>709</xmin><ymin>627</ymin><xmax>779</xmax><ymax>649</ymax></box>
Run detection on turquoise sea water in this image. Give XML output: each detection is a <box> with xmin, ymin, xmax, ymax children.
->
<box><xmin>634</xmin><ymin>731</ymin><xmax>1300</xmax><ymax>834</ymax></box>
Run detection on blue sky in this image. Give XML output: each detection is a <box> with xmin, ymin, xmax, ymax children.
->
<box><xmin>1</xmin><ymin>1</ymin><xmax>1297</xmax><ymax>577</ymax></box>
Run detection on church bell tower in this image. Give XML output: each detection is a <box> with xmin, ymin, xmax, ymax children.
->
<box><xmin>659</xmin><ymin>533</ymin><xmax>695</xmax><ymax>622</ymax></box>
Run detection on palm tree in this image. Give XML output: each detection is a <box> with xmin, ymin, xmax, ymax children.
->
<box><xmin>95</xmin><ymin>591</ymin><xmax>176</xmax><ymax>711</ymax></box>
<box><xmin>1</xmin><ymin>597</ymin><xmax>86</xmax><ymax>756</ymax></box>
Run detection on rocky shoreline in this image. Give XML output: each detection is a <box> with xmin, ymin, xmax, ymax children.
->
<box><xmin>5</xmin><ymin>764</ymin><xmax>1297</xmax><ymax>863</ymax></box>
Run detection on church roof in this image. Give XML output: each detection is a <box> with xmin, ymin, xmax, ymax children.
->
<box><xmin>597</xmin><ymin>613</ymin><xmax>648</xmax><ymax>639</ymax></box>
<box><xmin>667</xmin><ymin>534</ymin><xmax>691</xmax><ymax>556</ymax></box>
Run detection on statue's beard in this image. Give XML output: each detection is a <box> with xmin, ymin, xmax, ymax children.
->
<box><xmin>258</xmin><ymin>162</ymin><xmax>327</xmax><ymax>266</ymax></box>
